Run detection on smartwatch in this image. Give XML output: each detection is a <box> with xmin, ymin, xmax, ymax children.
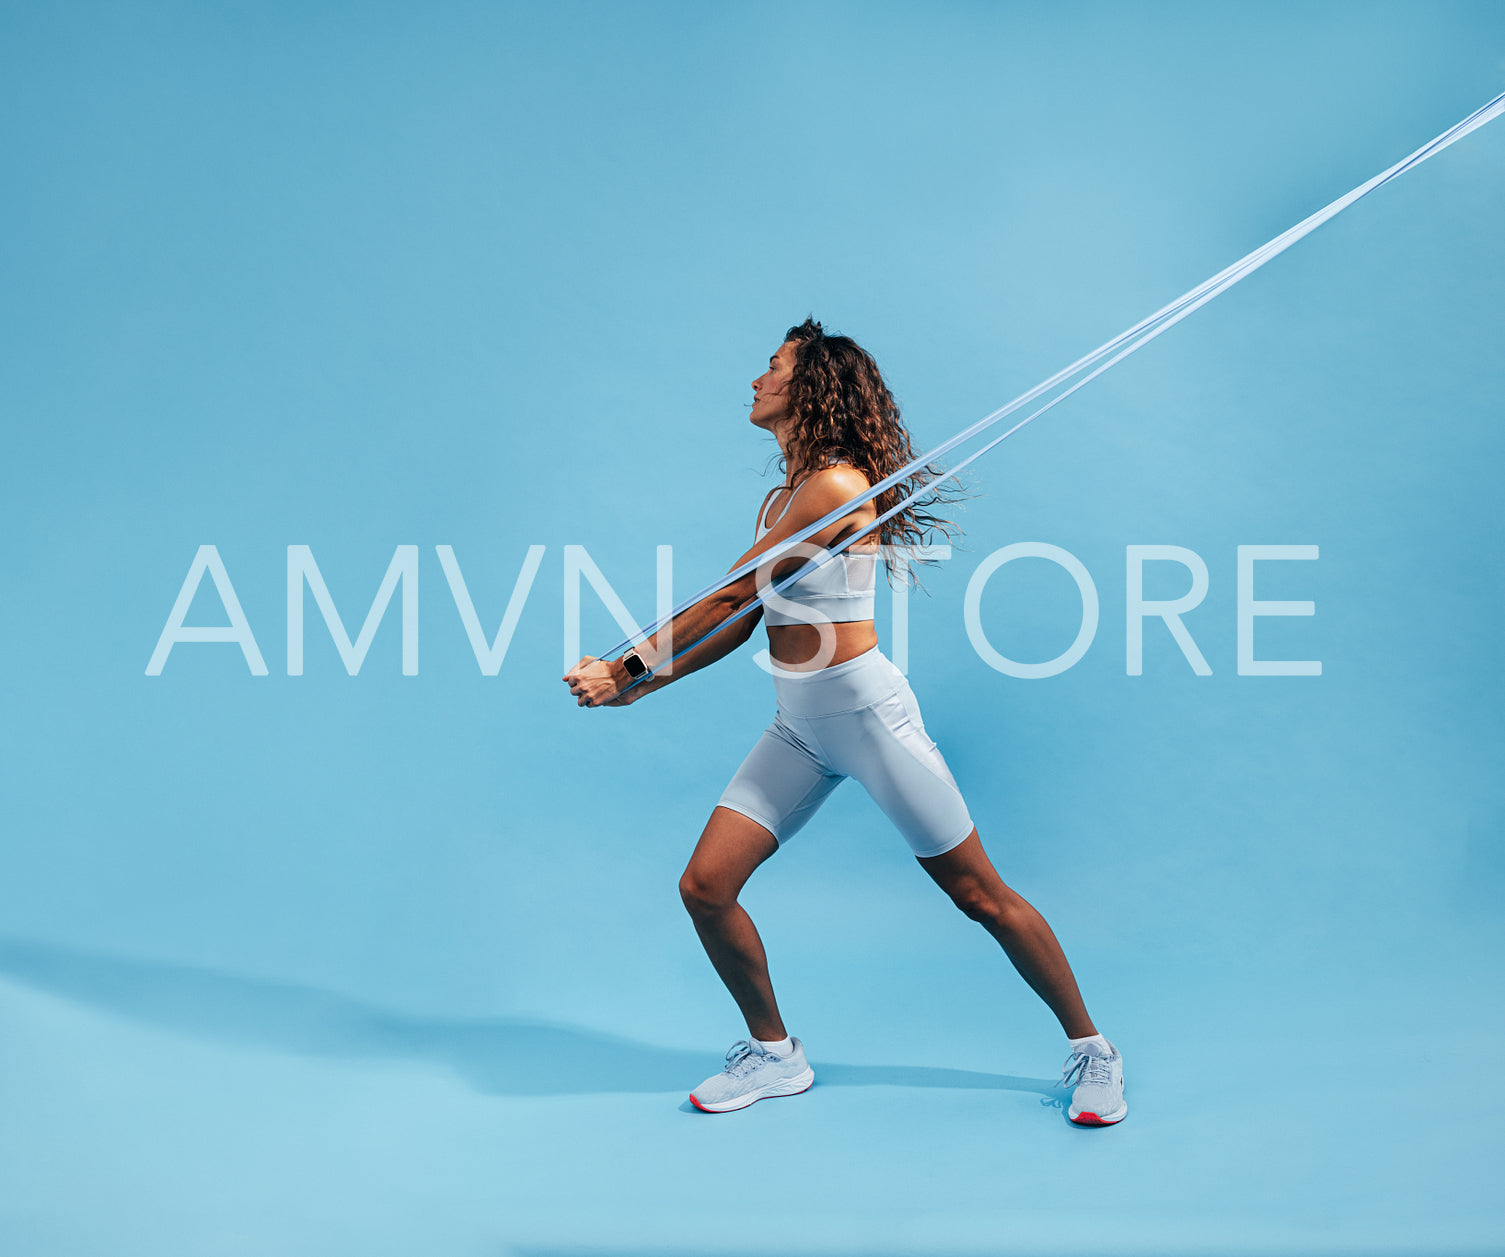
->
<box><xmin>620</xmin><ymin>647</ymin><xmax>651</xmax><ymax>680</ymax></box>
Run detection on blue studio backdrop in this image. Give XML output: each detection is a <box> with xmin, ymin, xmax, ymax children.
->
<box><xmin>2</xmin><ymin>3</ymin><xmax>1503</xmax><ymax>1255</ymax></box>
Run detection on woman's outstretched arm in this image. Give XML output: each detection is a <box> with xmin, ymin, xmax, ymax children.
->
<box><xmin>602</xmin><ymin>599</ymin><xmax>764</xmax><ymax>705</ymax></box>
<box><xmin>563</xmin><ymin>553</ymin><xmax>773</xmax><ymax>707</ymax></box>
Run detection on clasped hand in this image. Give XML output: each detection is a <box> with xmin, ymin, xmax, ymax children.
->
<box><xmin>562</xmin><ymin>656</ymin><xmax>639</xmax><ymax>708</ymax></box>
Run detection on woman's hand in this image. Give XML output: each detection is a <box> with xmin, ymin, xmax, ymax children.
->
<box><xmin>563</xmin><ymin>656</ymin><xmax>633</xmax><ymax>708</ymax></box>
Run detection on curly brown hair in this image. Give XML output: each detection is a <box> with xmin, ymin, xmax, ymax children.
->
<box><xmin>764</xmin><ymin>316</ymin><xmax>978</xmax><ymax>591</ymax></box>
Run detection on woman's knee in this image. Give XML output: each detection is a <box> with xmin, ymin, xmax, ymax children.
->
<box><xmin>947</xmin><ymin>876</ymin><xmax>1020</xmax><ymax>929</ymax></box>
<box><xmin>948</xmin><ymin>878</ymin><xmax>997</xmax><ymax>923</ymax></box>
<box><xmin>678</xmin><ymin>867</ymin><xmax>739</xmax><ymax>918</ymax></box>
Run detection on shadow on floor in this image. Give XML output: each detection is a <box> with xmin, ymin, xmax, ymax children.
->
<box><xmin>0</xmin><ymin>935</ymin><xmax>1060</xmax><ymax>1100</ymax></box>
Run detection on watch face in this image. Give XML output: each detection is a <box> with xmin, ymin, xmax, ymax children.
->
<box><xmin>623</xmin><ymin>650</ymin><xmax>647</xmax><ymax>677</ymax></box>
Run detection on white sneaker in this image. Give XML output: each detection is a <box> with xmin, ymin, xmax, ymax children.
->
<box><xmin>688</xmin><ymin>1038</ymin><xmax>815</xmax><ymax>1113</ymax></box>
<box><xmin>1059</xmin><ymin>1039</ymin><xmax>1128</xmax><ymax>1125</ymax></box>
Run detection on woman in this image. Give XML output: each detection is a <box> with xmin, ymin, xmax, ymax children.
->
<box><xmin>563</xmin><ymin>319</ymin><xmax>1127</xmax><ymax>1125</ymax></box>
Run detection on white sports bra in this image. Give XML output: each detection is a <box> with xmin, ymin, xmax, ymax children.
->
<box><xmin>755</xmin><ymin>469</ymin><xmax>878</xmax><ymax>627</ymax></box>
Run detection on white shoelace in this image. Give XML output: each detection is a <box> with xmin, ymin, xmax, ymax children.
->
<box><xmin>1059</xmin><ymin>1049</ymin><xmax>1114</xmax><ymax>1089</ymax></box>
<box><xmin>721</xmin><ymin>1040</ymin><xmax>765</xmax><ymax>1077</ymax></box>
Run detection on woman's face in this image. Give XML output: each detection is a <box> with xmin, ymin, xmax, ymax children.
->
<box><xmin>749</xmin><ymin>341</ymin><xmax>798</xmax><ymax>431</ymax></box>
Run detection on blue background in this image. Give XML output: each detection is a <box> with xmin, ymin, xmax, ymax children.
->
<box><xmin>2</xmin><ymin>2</ymin><xmax>1503</xmax><ymax>1254</ymax></box>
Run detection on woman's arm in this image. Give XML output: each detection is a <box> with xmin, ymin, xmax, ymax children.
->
<box><xmin>605</xmin><ymin>600</ymin><xmax>764</xmax><ymax>705</ymax></box>
<box><xmin>563</xmin><ymin>566</ymin><xmax>765</xmax><ymax>708</ymax></box>
<box><xmin>563</xmin><ymin>466</ymin><xmax>874</xmax><ymax>708</ymax></box>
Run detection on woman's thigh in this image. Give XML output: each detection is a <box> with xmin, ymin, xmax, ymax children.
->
<box><xmin>714</xmin><ymin>717</ymin><xmax>844</xmax><ymax>849</ymax></box>
<box><xmin>682</xmin><ymin>805</ymin><xmax>783</xmax><ymax>900</ymax></box>
<box><xmin>812</xmin><ymin>682</ymin><xmax>975</xmax><ymax>859</ymax></box>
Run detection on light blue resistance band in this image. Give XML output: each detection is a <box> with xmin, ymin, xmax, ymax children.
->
<box><xmin>598</xmin><ymin>89</ymin><xmax>1505</xmax><ymax>694</ymax></box>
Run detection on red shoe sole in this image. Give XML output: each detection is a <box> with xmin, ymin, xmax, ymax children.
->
<box><xmin>1070</xmin><ymin>1110</ymin><xmax>1124</xmax><ymax>1126</ymax></box>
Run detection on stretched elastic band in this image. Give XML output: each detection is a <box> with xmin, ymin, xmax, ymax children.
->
<box><xmin>602</xmin><ymin>89</ymin><xmax>1505</xmax><ymax>695</ymax></box>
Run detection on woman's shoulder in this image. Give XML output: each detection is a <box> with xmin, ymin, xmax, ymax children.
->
<box><xmin>796</xmin><ymin>461</ymin><xmax>877</xmax><ymax>531</ymax></box>
<box><xmin>811</xmin><ymin>461</ymin><xmax>880</xmax><ymax>551</ymax></box>
<box><xmin>768</xmin><ymin>458</ymin><xmax>873</xmax><ymax>524</ymax></box>
<box><xmin>809</xmin><ymin>458</ymin><xmax>872</xmax><ymax>491</ymax></box>
<box><xmin>823</xmin><ymin>465</ymin><xmax>875</xmax><ymax>517</ymax></box>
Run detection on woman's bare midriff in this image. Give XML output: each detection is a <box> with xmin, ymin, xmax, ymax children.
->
<box><xmin>766</xmin><ymin>620</ymin><xmax>879</xmax><ymax>671</ymax></box>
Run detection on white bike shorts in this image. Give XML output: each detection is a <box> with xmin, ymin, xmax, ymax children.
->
<box><xmin>716</xmin><ymin>644</ymin><xmax>975</xmax><ymax>859</ymax></box>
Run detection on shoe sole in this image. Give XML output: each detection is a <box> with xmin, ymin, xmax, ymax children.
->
<box><xmin>1069</xmin><ymin>1100</ymin><xmax>1128</xmax><ymax>1125</ymax></box>
<box><xmin>688</xmin><ymin>1066</ymin><xmax>815</xmax><ymax>1113</ymax></box>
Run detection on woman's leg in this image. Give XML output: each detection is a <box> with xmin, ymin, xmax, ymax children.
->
<box><xmin>917</xmin><ymin>830</ymin><xmax>1098</xmax><ymax>1040</ymax></box>
<box><xmin>815</xmin><ymin>668</ymin><xmax>1099</xmax><ymax>1041</ymax></box>
<box><xmin>679</xmin><ymin>806</ymin><xmax>787</xmax><ymax>1041</ymax></box>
